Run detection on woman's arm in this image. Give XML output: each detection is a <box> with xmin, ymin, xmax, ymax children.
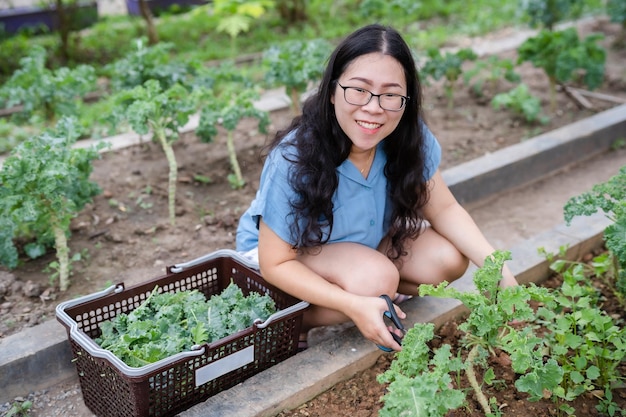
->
<box><xmin>257</xmin><ymin>219</ymin><xmax>406</xmax><ymax>350</ymax></box>
<box><xmin>423</xmin><ymin>170</ymin><xmax>518</xmax><ymax>287</ymax></box>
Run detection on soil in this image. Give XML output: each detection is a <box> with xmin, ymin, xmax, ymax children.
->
<box><xmin>1</xmin><ymin>16</ymin><xmax>625</xmax><ymax>417</ymax></box>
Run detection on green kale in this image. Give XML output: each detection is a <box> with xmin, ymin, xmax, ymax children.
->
<box><xmin>96</xmin><ymin>282</ymin><xmax>276</xmax><ymax>367</ymax></box>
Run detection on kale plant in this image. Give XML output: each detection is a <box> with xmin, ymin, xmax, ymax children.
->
<box><xmin>520</xmin><ymin>0</ymin><xmax>586</xmax><ymax>30</ymax></box>
<box><xmin>263</xmin><ymin>38</ymin><xmax>332</xmax><ymax>115</ymax></box>
<box><xmin>607</xmin><ymin>0</ymin><xmax>626</xmax><ymax>45</ymax></box>
<box><xmin>420</xmin><ymin>48</ymin><xmax>478</xmax><ymax>109</ymax></box>
<box><xmin>0</xmin><ymin>117</ymin><xmax>104</xmax><ymax>291</ymax></box>
<box><xmin>0</xmin><ymin>45</ymin><xmax>96</xmax><ymax>124</ymax></box>
<box><xmin>196</xmin><ymin>79</ymin><xmax>269</xmax><ymax>189</ymax></box>
<box><xmin>517</xmin><ymin>27</ymin><xmax>606</xmax><ymax>112</ymax></box>
<box><xmin>563</xmin><ymin>165</ymin><xmax>626</xmax><ymax>305</ymax></box>
<box><xmin>96</xmin><ymin>282</ymin><xmax>276</xmax><ymax>367</ymax></box>
<box><xmin>492</xmin><ymin>83</ymin><xmax>548</xmax><ymax>124</ymax></box>
<box><xmin>380</xmin><ymin>251</ymin><xmax>555</xmax><ymax>416</ymax></box>
<box><xmin>104</xmin><ymin>38</ymin><xmax>200</xmax><ymax>93</ymax></box>
<box><xmin>110</xmin><ymin>80</ymin><xmax>199</xmax><ymax>225</ymax></box>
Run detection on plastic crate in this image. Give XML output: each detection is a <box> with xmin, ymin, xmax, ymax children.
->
<box><xmin>56</xmin><ymin>250</ymin><xmax>309</xmax><ymax>417</ymax></box>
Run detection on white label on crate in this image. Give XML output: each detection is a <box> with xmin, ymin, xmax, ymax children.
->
<box><xmin>195</xmin><ymin>345</ymin><xmax>255</xmax><ymax>386</ymax></box>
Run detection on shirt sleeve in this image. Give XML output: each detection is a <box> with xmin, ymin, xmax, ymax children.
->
<box><xmin>421</xmin><ymin>122</ymin><xmax>442</xmax><ymax>180</ymax></box>
<box><xmin>245</xmin><ymin>143</ymin><xmax>300</xmax><ymax>246</ymax></box>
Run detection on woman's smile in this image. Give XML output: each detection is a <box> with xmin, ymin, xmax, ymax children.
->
<box><xmin>331</xmin><ymin>52</ymin><xmax>406</xmax><ymax>151</ymax></box>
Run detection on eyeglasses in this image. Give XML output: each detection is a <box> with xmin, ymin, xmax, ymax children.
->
<box><xmin>336</xmin><ymin>82</ymin><xmax>408</xmax><ymax>112</ymax></box>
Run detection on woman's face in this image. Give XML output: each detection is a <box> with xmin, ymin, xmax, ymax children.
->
<box><xmin>331</xmin><ymin>52</ymin><xmax>407</xmax><ymax>153</ymax></box>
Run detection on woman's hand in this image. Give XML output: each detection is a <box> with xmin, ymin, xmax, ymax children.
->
<box><xmin>344</xmin><ymin>294</ymin><xmax>406</xmax><ymax>352</ymax></box>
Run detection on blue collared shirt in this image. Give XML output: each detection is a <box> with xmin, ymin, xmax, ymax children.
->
<box><xmin>235</xmin><ymin>124</ymin><xmax>441</xmax><ymax>251</ymax></box>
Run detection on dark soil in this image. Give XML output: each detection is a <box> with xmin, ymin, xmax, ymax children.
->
<box><xmin>0</xmin><ymin>16</ymin><xmax>625</xmax><ymax>417</ymax></box>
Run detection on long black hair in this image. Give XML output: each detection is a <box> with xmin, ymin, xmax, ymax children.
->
<box><xmin>267</xmin><ymin>24</ymin><xmax>430</xmax><ymax>261</ymax></box>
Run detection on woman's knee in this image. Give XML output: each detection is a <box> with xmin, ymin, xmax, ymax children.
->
<box><xmin>438</xmin><ymin>242</ymin><xmax>469</xmax><ymax>281</ymax></box>
<box><xmin>348</xmin><ymin>254</ymin><xmax>399</xmax><ymax>295</ymax></box>
<box><xmin>400</xmin><ymin>229</ymin><xmax>469</xmax><ymax>285</ymax></box>
<box><xmin>299</xmin><ymin>243</ymin><xmax>399</xmax><ymax>296</ymax></box>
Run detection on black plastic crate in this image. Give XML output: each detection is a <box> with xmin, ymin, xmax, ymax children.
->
<box><xmin>56</xmin><ymin>250</ymin><xmax>308</xmax><ymax>417</ymax></box>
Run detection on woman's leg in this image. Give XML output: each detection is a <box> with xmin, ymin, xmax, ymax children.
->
<box><xmin>297</xmin><ymin>242</ymin><xmax>399</xmax><ymax>331</ymax></box>
<box><xmin>380</xmin><ymin>226</ymin><xmax>469</xmax><ymax>295</ymax></box>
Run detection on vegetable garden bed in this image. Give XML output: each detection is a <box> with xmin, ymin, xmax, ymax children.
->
<box><xmin>1</xmin><ymin>13</ymin><xmax>626</xmax><ymax>417</ymax></box>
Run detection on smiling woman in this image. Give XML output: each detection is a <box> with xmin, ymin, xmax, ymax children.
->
<box><xmin>234</xmin><ymin>23</ymin><xmax>519</xmax><ymax>355</ymax></box>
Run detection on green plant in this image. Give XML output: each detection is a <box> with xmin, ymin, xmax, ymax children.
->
<box><xmin>563</xmin><ymin>165</ymin><xmax>626</xmax><ymax>305</ymax></box>
<box><xmin>196</xmin><ymin>83</ymin><xmax>269</xmax><ymax>189</ymax></box>
<box><xmin>4</xmin><ymin>399</ymin><xmax>32</xmax><ymax>417</ymax></box>
<box><xmin>520</xmin><ymin>0</ymin><xmax>587</xmax><ymax>30</ymax></box>
<box><xmin>0</xmin><ymin>117</ymin><xmax>103</xmax><ymax>291</ymax></box>
<box><xmin>212</xmin><ymin>0</ymin><xmax>275</xmax><ymax>57</ymax></box>
<box><xmin>380</xmin><ymin>250</ymin><xmax>555</xmax><ymax>416</ymax></box>
<box><xmin>110</xmin><ymin>80</ymin><xmax>199</xmax><ymax>225</ymax></box>
<box><xmin>607</xmin><ymin>0</ymin><xmax>626</xmax><ymax>46</ymax></box>
<box><xmin>357</xmin><ymin>0</ymin><xmax>422</xmax><ymax>20</ymax></box>
<box><xmin>104</xmin><ymin>38</ymin><xmax>200</xmax><ymax>92</ymax></box>
<box><xmin>463</xmin><ymin>55</ymin><xmax>521</xmax><ymax>97</ymax></box>
<box><xmin>377</xmin><ymin>323</ymin><xmax>466</xmax><ymax>416</ymax></box>
<box><xmin>0</xmin><ymin>120</ymin><xmax>38</xmax><ymax>154</ymax></box>
<box><xmin>420</xmin><ymin>47</ymin><xmax>477</xmax><ymax>109</ymax></box>
<box><xmin>95</xmin><ymin>282</ymin><xmax>276</xmax><ymax>367</ymax></box>
<box><xmin>529</xmin><ymin>247</ymin><xmax>626</xmax><ymax>415</ymax></box>
<box><xmin>0</xmin><ymin>45</ymin><xmax>96</xmax><ymax>124</ymax></box>
<box><xmin>491</xmin><ymin>83</ymin><xmax>548</xmax><ymax>124</ymax></box>
<box><xmin>262</xmin><ymin>38</ymin><xmax>332</xmax><ymax>115</ymax></box>
<box><xmin>421</xmin><ymin>251</ymin><xmax>555</xmax><ymax>415</ymax></box>
<box><xmin>517</xmin><ymin>27</ymin><xmax>606</xmax><ymax>112</ymax></box>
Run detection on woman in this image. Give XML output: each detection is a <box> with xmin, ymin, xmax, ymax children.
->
<box><xmin>236</xmin><ymin>24</ymin><xmax>517</xmax><ymax>352</ymax></box>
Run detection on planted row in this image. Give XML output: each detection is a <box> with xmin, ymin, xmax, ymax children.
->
<box><xmin>379</xmin><ymin>167</ymin><xmax>626</xmax><ymax>416</ymax></box>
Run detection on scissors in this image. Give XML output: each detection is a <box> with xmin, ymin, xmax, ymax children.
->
<box><xmin>377</xmin><ymin>294</ymin><xmax>407</xmax><ymax>352</ymax></box>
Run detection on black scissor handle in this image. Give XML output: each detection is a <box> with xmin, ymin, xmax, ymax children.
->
<box><xmin>377</xmin><ymin>294</ymin><xmax>406</xmax><ymax>352</ymax></box>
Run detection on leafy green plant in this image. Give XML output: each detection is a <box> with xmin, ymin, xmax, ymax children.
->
<box><xmin>262</xmin><ymin>38</ymin><xmax>332</xmax><ymax>115</ymax></box>
<box><xmin>421</xmin><ymin>251</ymin><xmax>555</xmax><ymax>415</ymax></box>
<box><xmin>517</xmin><ymin>27</ymin><xmax>606</xmax><ymax>112</ymax></box>
<box><xmin>0</xmin><ymin>45</ymin><xmax>96</xmax><ymax>124</ymax></box>
<box><xmin>357</xmin><ymin>0</ymin><xmax>422</xmax><ymax>20</ymax></box>
<box><xmin>563</xmin><ymin>165</ymin><xmax>626</xmax><ymax>306</ymax></box>
<box><xmin>607</xmin><ymin>0</ymin><xmax>626</xmax><ymax>46</ymax></box>
<box><xmin>0</xmin><ymin>120</ymin><xmax>38</xmax><ymax>154</ymax></box>
<box><xmin>212</xmin><ymin>0</ymin><xmax>274</xmax><ymax>57</ymax></box>
<box><xmin>4</xmin><ymin>399</ymin><xmax>32</xmax><ymax>417</ymax></box>
<box><xmin>103</xmin><ymin>38</ymin><xmax>200</xmax><ymax>93</ymax></box>
<box><xmin>110</xmin><ymin>80</ymin><xmax>199</xmax><ymax>225</ymax></box>
<box><xmin>0</xmin><ymin>117</ymin><xmax>104</xmax><ymax>291</ymax></box>
<box><xmin>380</xmin><ymin>250</ymin><xmax>555</xmax><ymax>416</ymax></box>
<box><xmin>420</xmin><ymin>47</ymin><xmax>477</xmax><ymax>109</ymax></box>
<box><xmin>520</xmin><ymin>0</ymin><xmax>587</xmax><ymax>30</ymax></box>
<box><xmin>95</xmin><ymin>282</ymin><xmax>276</xmax><ymax>367</ymax></box>
<box><xmin>196</xmin><ymin>82</ymin><xmax>269</xmax><ymax>189</ymax></box>
<box><xmin>531</xmin><ymin>246</ymin><xmax>626</xmax><ymax>415</ymax></box>
<box><xmin>463</xmin><ymin>55</ymin><xmax>521</xmax><ymax>97</ymax></box>
<box><xmin>378</xmin><ymin>323</ymin><xmax>466</xmax><ymax>416</ymax></box>
<box><xmin>491</xmin><ymin>83</ymin><xmax>548</xmax><ymax>124</ymax></box>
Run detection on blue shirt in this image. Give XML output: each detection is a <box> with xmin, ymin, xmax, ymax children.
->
<box><xmin>235</xmin><ymin>124</ymin><xmax>441</xmax><ymax>252</ymax></box>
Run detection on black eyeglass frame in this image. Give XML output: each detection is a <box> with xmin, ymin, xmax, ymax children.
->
<box><xmin>336</xmin><ymin>82</ymin><xmax>409</xmax><ymax>112</ymax></box>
